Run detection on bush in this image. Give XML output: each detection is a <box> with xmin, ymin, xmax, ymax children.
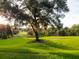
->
<box><xmin>13</xmin><ymin>30</ymin><xmax>19</xmax><ymax>35</ymax></box>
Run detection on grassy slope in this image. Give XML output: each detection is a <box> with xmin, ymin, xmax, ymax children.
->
<box><xmin>0</xmin><ymin>36</ymin><xmax>79</xmax><ymax>59</ymax></box>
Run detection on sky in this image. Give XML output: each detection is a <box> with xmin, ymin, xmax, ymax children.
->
<box><xmin>61</xmin><ymin>0</ymin><xmax>79</xmax><ymax>27</ymax></box>
<box><xmin>0</xmin><ymin>16</ymin><xmax>15</xmax><ymax>26</ymax></box>
<box><xmin>0</xmin><ymin>0</ymin><xmax>79</xmax><ymax>28</ymax></box>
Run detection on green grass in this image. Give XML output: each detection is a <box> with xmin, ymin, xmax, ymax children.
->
<box><xmin>0</xmin><ymin>36</ymin><xmax>79</xmax><ymax>59</ymax></box>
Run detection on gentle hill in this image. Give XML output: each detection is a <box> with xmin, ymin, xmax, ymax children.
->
<box><xmin>0</xmin><ymin>36</ymin><xmax>79</xmax><ymax>59</ymax></box>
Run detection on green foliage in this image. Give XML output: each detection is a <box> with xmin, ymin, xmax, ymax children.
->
<box><xmin>70</xmin><ymin>24</ymin><xmax>79</xmax><ymax>36</ymax></box>
<box><xmin>46</xmin><ymin>24</ymin><xmax>79</xmax><ymax>36</ymax></box>
<box><xmin>26</xmin><ymin>24</ymin><xmax>79</xmax><ymax>36</ymax></box>
<box><xmin>1</xmin><ymin>0</ymin><xmax>69</xmax><ymax>40</ymax></box>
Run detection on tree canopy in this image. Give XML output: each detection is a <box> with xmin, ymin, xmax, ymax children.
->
<box><xmin>1</xmin><ymin>0</ymin><xmax>69</xmax><ymax>41</ymax></box>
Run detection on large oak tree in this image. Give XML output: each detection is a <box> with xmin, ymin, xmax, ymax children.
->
<box><xmin>1</xmin><ymin>0</ymin><xmax>69</xmax><ymax>41</ymax></box>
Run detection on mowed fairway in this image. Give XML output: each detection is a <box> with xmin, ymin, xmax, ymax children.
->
<box><xmin>0</xmin><ymin>36</ymin><xmax>79</xmax><ymax>59</ymax></box>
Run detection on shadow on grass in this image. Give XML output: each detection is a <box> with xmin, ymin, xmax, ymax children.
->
<box><xmin>0</xmin><ymin>46</ymin><xmax>78</xmax><ymax>59</ymax></box>
<box><xmin>27</xmin><ymin>39</ymin><xmax>77</xmax><ymax>50</ymax></box>
<box><xmin>0</xmin><ymin>48</ymin><xmax>39</xmax><ymax>54</ymax></box>
<box><xmin>0</xmin><ymin>52</ymin><xmax>62</xmax><ymax>59</ymax></box>
<box><xmin>0</xmin><ymin>49</ymin><xmax>79</xmax><ymax>59</ymax></box>
<box><xmin>44</xmin><ymin>41</ymin><xmax>77</xmax><ymax>50</ymax></box>
<box><xmin>28</xmin><ymin>39</ymin><xmax>47</xmax><ymax>43</ymax></box>
<box><xmin>50</xmin><ymin>52</ymin><xmax>79</xmax><ymax>59</ymax></box>
<box><xmin>0</xmin><ymin>48</ymin><xmax>68</xmax><ymax>59</ymax></box>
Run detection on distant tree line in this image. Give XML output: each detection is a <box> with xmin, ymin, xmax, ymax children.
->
<box><xmin>27</xmin><ymin>24</ymin><xmax>79</xmax><ymax>36</ymax></box>
<box><xmin>0</xmin><ymin>24</ymin><xmax>19</xmax><ymax>39</ymax></box>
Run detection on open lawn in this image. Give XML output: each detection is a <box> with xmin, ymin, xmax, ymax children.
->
<box><xmin>0</xmin><ymin>36</ymin><xmax>79</xmax><ymax>59</ymax></box>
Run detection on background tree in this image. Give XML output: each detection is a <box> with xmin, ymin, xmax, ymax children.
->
<box><xmin>70</xmin><ymin>24</ymin><xmax>79</xmax><ymax>36</ymax></box>
<box><xmin>1</xmin><ymin>0</ymin><xmax>69</xmax><ymax>41</ymax></box>
<box><xmin>57</xmin><ymin>27</ymin><xmax>70</xmax><ymax>36</ymax></box>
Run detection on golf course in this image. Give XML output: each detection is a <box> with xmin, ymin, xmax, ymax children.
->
<box><xmin>0</xmin><ymin>36</ymin><xmax>79</xmax><ymax>59</ymax></box>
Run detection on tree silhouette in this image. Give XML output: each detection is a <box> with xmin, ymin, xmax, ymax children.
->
<box><xmin>1</xmin><ymin>0</ymin><xmax>69</xmax><ymax>41</ymax></box>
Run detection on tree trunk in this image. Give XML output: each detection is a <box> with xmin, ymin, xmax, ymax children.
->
<box><xmin>30</xmin><ymin>24</ymin><xmax>40</xmax><ymax>41</ymax></box>
<box><xmin>35</xmin><ymin>31</ymin><xmax>39</xmax><ymax>41</ymax></box>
